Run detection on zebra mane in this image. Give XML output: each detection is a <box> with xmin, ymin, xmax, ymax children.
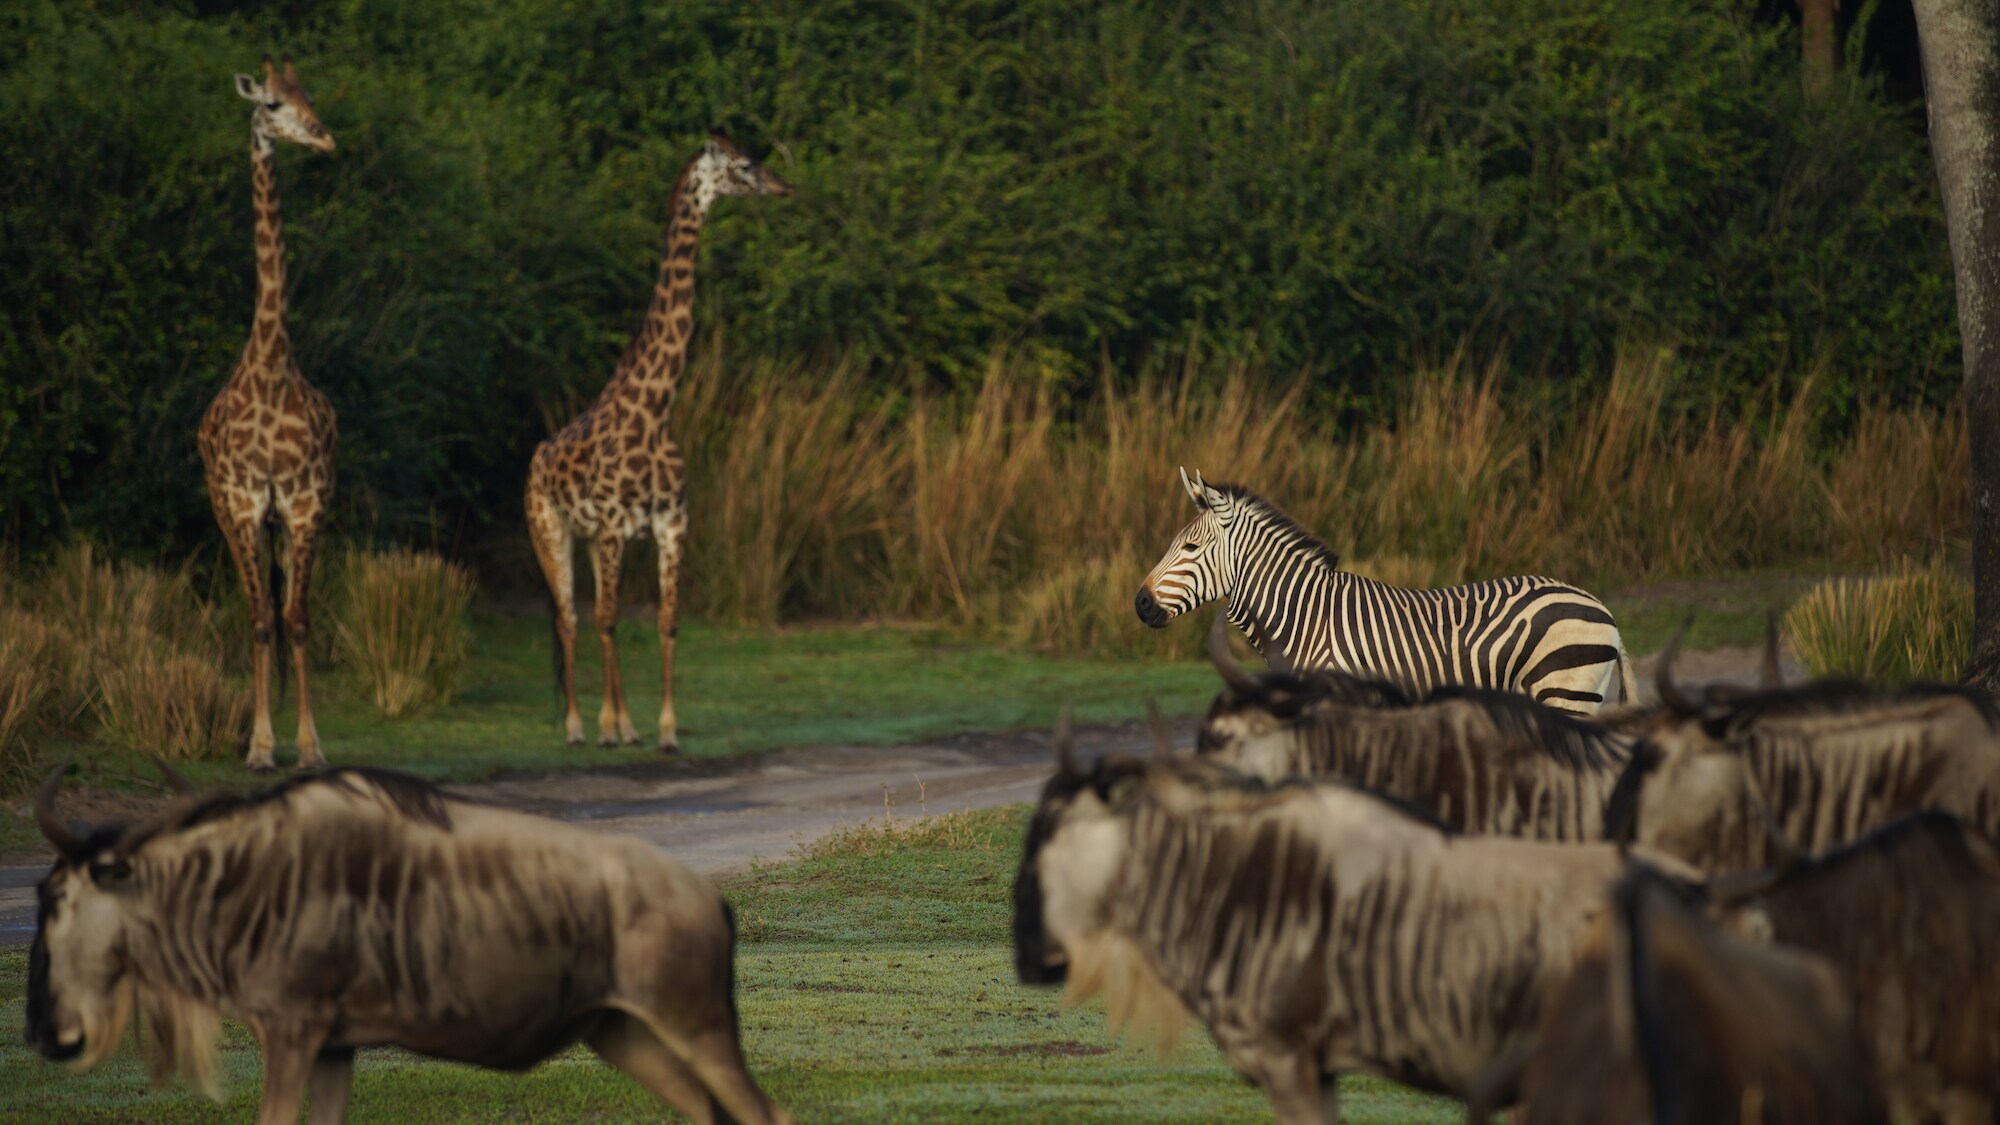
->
<box><xmin>116</xmin><ymin>767</ymin><xmax>453</xmax><ymax>855</ymax></box>
<box><xmin>1423</xmin><ymin>686</ymin><xmax>1634</xmax><ymax>771</ymax></box>
<box><xmin>1207</xmin><ymin>483</ymin><xmax>1344</xmax><ymax>573</ymax></box>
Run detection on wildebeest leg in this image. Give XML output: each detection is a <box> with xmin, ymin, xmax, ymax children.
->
<box><xmin>586</xmin><ymin>1013</ymin><xmax>716</xmax><ymax>1123</ymax></box>
<box><xmin>254</xmin><ymin>1023</ymin><xmax>331</xmax><ymax>1125</ymax></box>
<box><xmin>1319</xmin><ymin>1075</ymin><xmax>1340</xmax><ymax>1125</ymax></box>
<box><xmin>1241</xmin><ymin>1052</ymin><xmax>1332</xmax><ymax>1125</ymax></box>
<box><xmin>679</xmin><ymin>1025</ymin><xmax>791</xmax><ymax>1125</ymax></box>
<box><xmin>304</xmin><ymin>1047</ymin><xmax>353</xmax><ymax>1125</ymax></box>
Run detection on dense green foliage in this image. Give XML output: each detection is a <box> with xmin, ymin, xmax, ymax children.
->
<box><xmin>0</xmin><ymin>0</ymin><xmax>1954</xmax><ymax>564</ymax></box>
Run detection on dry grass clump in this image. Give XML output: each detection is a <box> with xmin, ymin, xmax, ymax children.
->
<box><xmin>799</xmin><ymin>804</ymin><xmax>1018</xmax><ymax>862</ymax></box>
<box><xmin>331</xmin><ymin>547</ymin><xmax>475</xmax><ymax>717</ymax></box>
<box><xmin>0</xmin><ymin>543</ymin><xmax>249</xmax><ymax>773</ymax></box>
<box><xmin>1784</xmin><ymin>559</ymin><xmax>1972</xmax><ymax>684</ymax></box>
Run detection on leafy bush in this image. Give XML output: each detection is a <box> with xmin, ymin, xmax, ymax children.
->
<box><xmin>331</xmin><ymin>548</ymin><xmax>475</xmax><ymax>717</ymax></box>
<box><xmin>1784</xmin><ymin>559</ymin><xmax>1973</xmax><ymax>684</ymax></box>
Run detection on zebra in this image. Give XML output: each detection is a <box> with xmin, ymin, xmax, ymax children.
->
<box><xmin>1135</xmin><ymin>469</ymin><xmax>1635</xmax><ymax>713</ymax></box>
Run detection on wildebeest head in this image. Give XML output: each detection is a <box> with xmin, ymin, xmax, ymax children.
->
<box><xmin>1013</xmin><ymin>710</ymin><xmax>1149</xmax><ymax>986</ymax></box>
<box><xmin>1195</xmin><ymin>615</ymin><xmax>1407</xmax><ymax>773</ymax></box>
<box><xmin>26</xmin><ymin>761</ymin><xmax>151</xmax><ymax>1070</ymax></box>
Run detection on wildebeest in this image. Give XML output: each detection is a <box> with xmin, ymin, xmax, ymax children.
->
<box><xmin>1196</xmin><ymin>618</ymin><xmax>1635</xmax><ymax>839</ymax></box>
<box><xmin>1708</xmin><ymin>811</ymin><xmax>2000</xmax><ymax>1125</ymax></box>
<box><xmin>1604</xmin><ymin>634</ymin><xmax>2000</xmax><ymax>872</ymax></box>
<box><xmin>1012</xmin><ymin>718</ymin><xmax>1685</xmax><ymax>1125</ymax></box>
<box><xmin>1467</xmin><ymin>864</ymin><xmax>1883</xmax><ymax>1125</ymax></box>
<box><xmin>26</xmin><ymin>763</ymin><xmax>790</xmax><ymax>1125</ymax></box>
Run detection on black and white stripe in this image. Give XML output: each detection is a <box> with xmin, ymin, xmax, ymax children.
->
<box><xmin>1137</xmin><ymin>471</ymin><xmax>1633</xmax><ymax>713</ymax></box>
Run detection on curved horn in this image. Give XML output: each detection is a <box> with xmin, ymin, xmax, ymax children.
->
<box><xmin>35</xmin><ymin>757</ymin><xmax>85</xmax><ymax>859</ymax></box>
<box><xmin>1653</xmin><ymin>619</ymin><xmax>1697</xmax><ymax>715</ymax></box>
<box><xmin>1143</xmin><ymin>699</ymin><xmax>1174</xmax><ymax>758</ymax></box>
<box><xmin>1760</xmin><ymin>611</ymin><xmax>1783</xmax><ymax>691</ymax></box>
<box><xmin>152</xmin><ymin>757</ymin><xmax>196</xmax><ymax>797</ymax></box>
<box><xmin>1239</xmin><ymin>603</ymin><xmax>1296</xmax><ymax>675</ymax></box>
<box><xmin>1053</xmin><ymin>704</ymin><xmax>1079</xmax><ymax>779</ymax></box>
<box><xmin>1208</xmin><ymin>615</ymin><xmax>1260</xmax><ymax>694</ymax></box>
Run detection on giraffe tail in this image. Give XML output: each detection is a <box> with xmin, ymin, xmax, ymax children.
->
<box><xmin>266</xmin><ymin>513</ymin><xmax>288</xmax><ymax>700</ymax></box>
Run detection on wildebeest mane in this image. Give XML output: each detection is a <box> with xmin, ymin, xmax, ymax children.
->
<box><xmin>1424</xmin><ymin>685</ymin><xmax>1632</xmax><ymax>770</ymax></box>
<box><xmin>1204</xmin><ymin>483</ymin><xmax>1344</xmax><ymax>573</ymax></box>
<box><xmin>116</xmin><ymin>767</ymin><xmax>452</xmax><ymax>854</ymax></box>
<box><xmin>1693</xmin><ymin>678</ymin><xmax>2000</xmax><ymax>734</ymax></box>
<box><xmin>1601</xmin><ymin>743</ymin><xmax>1664</xmax><ymax>844</ymax></box>
<box><xmin>1731</xmin><ymin>809</ymin><xmax>1990</xmax><ymax>899</ymax></box>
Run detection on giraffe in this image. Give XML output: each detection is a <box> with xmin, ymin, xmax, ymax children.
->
<box><xmin>526</xmin><ymin>131</ymin><xmax>791</xmax><ymax>751</ymax></box>
<box><xmin>197</xmin><ymin>55</ymin><xmax>338</xmax><ymax>772</ymax></box>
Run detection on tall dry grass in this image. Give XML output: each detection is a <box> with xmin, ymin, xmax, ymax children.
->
<box><xmin>1785</xmin><ymin>559</ymin><xmax>1973</xmax><ymax>684</ymax></box>
<box><xmin>331</xmin><ymin>547</ymin><xmax>476</xmax><ymax>717</ymax></box>
<box><xmin>661</xmin><ymin>348</ymin><xmax>1966</xmax><ymax>657</ymax></box>
<box><xmin>0</xmin><ymin>544</ymin><xmax>250</xmax><ymax>779</ymax></box>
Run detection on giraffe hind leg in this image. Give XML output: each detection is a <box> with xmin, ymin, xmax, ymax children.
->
<box><xmin>654</xmin><ymin>503</ymin><xmax>688</xmax><ymax>754</ymax></box>
<box><xmin>281</xmin><ymin>514</ymin><xmax>325</xmax><ymax>769</ymax></box>
<box><xmin>216</xmin><ymin>508</ymin><xmax>278</xmax><ymax>771</ymax></box>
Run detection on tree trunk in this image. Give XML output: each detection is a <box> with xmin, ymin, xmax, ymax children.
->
<box><xmin>1909</xmin><ymin>0</ymin><xmax>2000</xmax><ymax>693</ymax></box>
<box><xmin>1800</xmin><ymin>0</ymin><xmax>1840</xmax><ymax>100</ymax></box>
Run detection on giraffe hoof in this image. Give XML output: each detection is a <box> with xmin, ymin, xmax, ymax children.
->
<box><xmin>296</xmin><ymin>757</ymin><xmax>327</xmax><ymax>773</ymax></box>
<box><xmin>245</xmin><ymin>760</ymin><xmax>277</xmax><ymax>775</ymax></box>
<box><xmin>658</xmin><ymin>736</ymin><xmax>680</xmax><ymax>755</ymax></box>
<box><xmin>597</xmin><ymin>733</ymin><xmax>621</xmax><ymax>748</ymax></box>
<box><xmin>566</xmin><ymin>733</ymin><xmax>587</xmax><ymax>747</ymax></box>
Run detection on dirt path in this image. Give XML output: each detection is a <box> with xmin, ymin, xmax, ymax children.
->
<box><xmin>0</xmin><ymin>645</ymin><xmax>1789</xmax><ymax>946</ymax></box>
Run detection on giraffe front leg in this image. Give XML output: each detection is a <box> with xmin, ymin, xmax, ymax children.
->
<box><xmin>654</xmin><ymin>504</ymin><xmax>688</xmax><ymax>754</ymax></box>
<box><xmin>282</xmin><ymin>517</ymin><xmax>325</xmax><ymax>770</ymax></box>
<box><xmin>591</xmin><ymin>535</ymin><xmax>641</xmax><ymax>746</ymax></box>
<box><xmin>218</xmin><ymin>511</ymin><xmax>279</xmax><ymax>771</ymax></box>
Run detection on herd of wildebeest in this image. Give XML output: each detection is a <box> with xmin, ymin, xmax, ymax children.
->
<box><xmin>25</xmin><ymin>604</ymin><xmax>2000</xmax><ymax>1125</ymax></box>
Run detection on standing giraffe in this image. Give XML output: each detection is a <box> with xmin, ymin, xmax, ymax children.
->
<box><xmin>198</xmin><ymin>55</ymin><xmax>338</xmax><ymax>772</ymax></box>
<box><xmin>526</xmin><ymin>131</ymin><xmax>791</xmax><ymax>750</ymax></box>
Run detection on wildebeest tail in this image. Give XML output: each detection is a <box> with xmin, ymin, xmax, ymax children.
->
<box><xmin>714</xmin><ymin>896</ymin><xmax>746</xmax><ymax>1125</ymax></box>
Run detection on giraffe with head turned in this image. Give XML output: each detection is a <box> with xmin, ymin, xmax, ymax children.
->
<box><xmin>527</xmin><ymin>131</ymin><xmax>791</xmax><ymax>751</ymax></box>
<box><xmin>197</xmin><ymin>55</ymin><xmax>338</xmax><ymax>772</ymax></box>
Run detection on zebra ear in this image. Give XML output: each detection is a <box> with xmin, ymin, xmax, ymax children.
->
<box><xmin>1180</xmin><ymin>467</ymin><xmax>1203</xmax><ymax>506</ymax></box>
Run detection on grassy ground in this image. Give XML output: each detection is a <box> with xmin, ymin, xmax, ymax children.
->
<box><xmin>0</xmin><ymin>805</ymin><xmax>1462</xmax><ymax>1124</ymax></box>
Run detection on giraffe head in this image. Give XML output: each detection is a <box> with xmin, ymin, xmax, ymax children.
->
<box><xmin>690</xmin><ymin>130</ymin><xmax>793</xmax><ymax>207</ymax></box>
<box><xmin>234</xmin><ymin>55</ymin><xmax>335</xmax><ymax>155</ymax></box>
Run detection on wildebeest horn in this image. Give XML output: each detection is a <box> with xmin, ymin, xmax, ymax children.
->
<box><xmin>1143</xmin><ymin>699</ymin><xmax>1174</xmax><ymax>758</ymax></box>
<box><xmin>1241</xmin><ymin>602</ymin><xmax>1296</xmax><ymax>675</ymax></box>
<box><xmin>1053</xmin><ymin>704</ymin><xmax>1079</xmax><ymax>779</ymax></box>
<box><xmin>35</xmin><ymin>757</ymin><xmax>86</xmax><ymax>859</ymax></box>
<box><xmin>1703</xmin><ymin>865</ymin><xmax>1787</xmax><ymax>908</ymax></box>
<box><xmin>1654</xmin><ymin>619</ymin><xmax>1696</xmax><ymax>714</ymax></box>
<box><xmin>1760</xmin><ymin>611</ymin><xmax>1783</xmax><ymax>691</ymax></box>
<box><xmin>1208</xmin><ymin>615</ymin><xmax>1260</xmax><ymax>694</ymax></box>
<box><xmin>153</xmin><ymin>756</ymin><xmax>197</xmax><ymax>797</ymax></box>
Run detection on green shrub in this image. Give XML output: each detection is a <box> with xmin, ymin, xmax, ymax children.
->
<box><xmin>1783</xmin><ymin>559</ymin><xmax>1973</xmax><ymax>684</ymax></box>
<box><xmin>331</xmin><ymin>548</ymin><xmax>476</xmax><ymax>717</ymax></box>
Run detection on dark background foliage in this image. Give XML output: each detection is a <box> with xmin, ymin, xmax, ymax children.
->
<box><xmin>0</xmin><ymin>0</ymin><xmax>1957</xmax><ymax>571</ymax></box>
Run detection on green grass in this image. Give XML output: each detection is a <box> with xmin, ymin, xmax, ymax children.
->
<box><xmin>0</xmin><ymin>805</ymin><xmax>1461</xmax><ymax>1124</ymax></box>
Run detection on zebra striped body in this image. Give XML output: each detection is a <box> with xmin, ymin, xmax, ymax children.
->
<box><xmin>1607</xmin><ymin>679</ymin><xmax>2000</xmax><ymax>873</ymax></box>
<box><xmin>1198</xmin><ymin>669</ymin><xmax>1636</xmax><ymax>840</ymax></box>
<box><xmin>1014</xmin><ymin>753</ymin><xmax>1648</xmax><ymax>1124</ymax></box>
<box><xmin>1137</xmin><ymin>472</ymin><xmax>1632</xmax><ymax>713</ymax></box>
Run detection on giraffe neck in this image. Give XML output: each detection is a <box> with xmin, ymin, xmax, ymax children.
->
<box><xmin>610</xmin><ymin>161</ymin><xmax>714</xmax><ymax>415</ymax></box>
<box><xmin>245</xmin><ymin>135</ymin><xmax>291</xmax><ymax>373</ymax></box>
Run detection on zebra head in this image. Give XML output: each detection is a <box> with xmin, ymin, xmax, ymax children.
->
<box><xmin>1136</xmin><ymin>468</ymin><xmax>1238</xmax><ymax>628</ymax></box>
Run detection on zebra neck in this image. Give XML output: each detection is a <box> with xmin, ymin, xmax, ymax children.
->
<box><xmin>1224</xmin><ymin>556</ymin><xmax>1348</xmax><ymax>661</ymax></box>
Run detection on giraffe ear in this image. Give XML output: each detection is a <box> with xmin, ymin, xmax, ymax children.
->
<box><xmin>235</xmin><ymin>74</ymin><xmax>264</xmax><ymax>102</ymax></box>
